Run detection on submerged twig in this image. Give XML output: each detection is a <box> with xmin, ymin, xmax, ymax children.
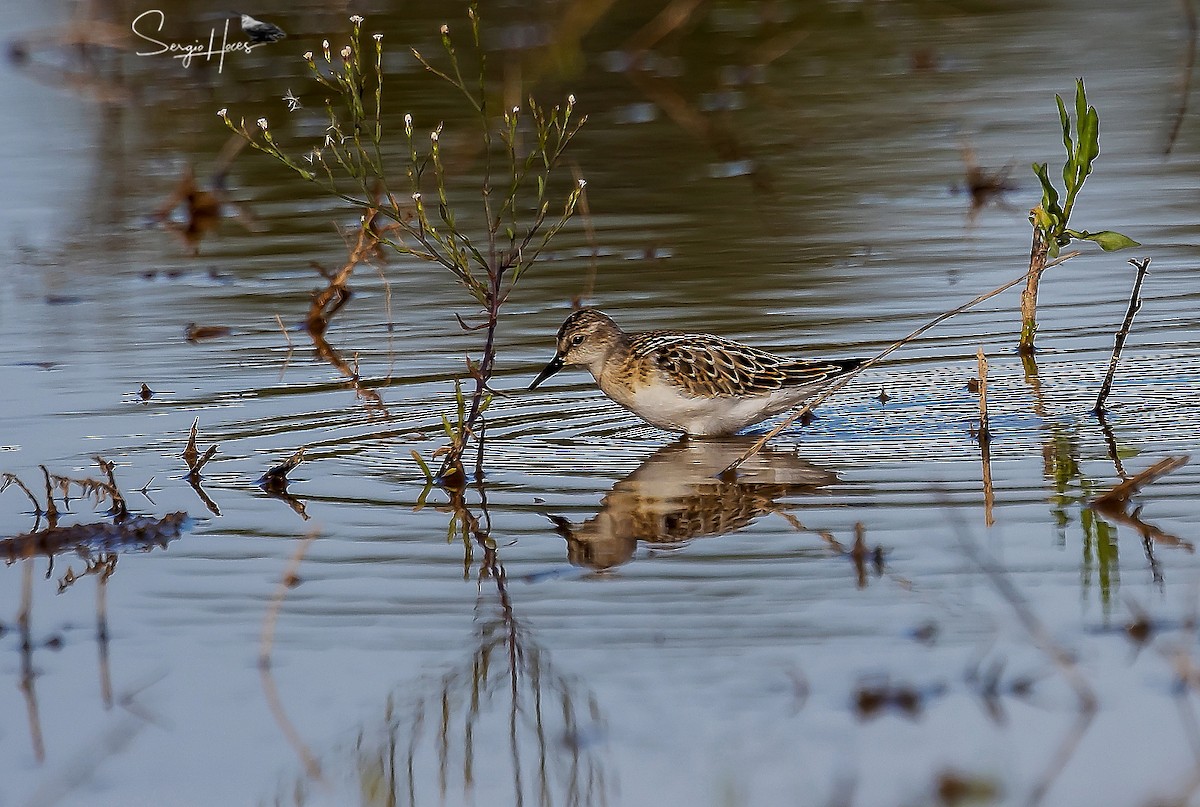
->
<box><xmin>182</xmin><ymin>418</ymin><xmax>218</xmax><ymax>480</ymax></box>
<box><xmin>93</xmin><ymin>456</ymin><xmax>128</xmax><ymax>519</ymax></box>
<box><xmin>1093</xmin><ymin>257</ymin><xmax>1151</xmax><ymax>414</ymax></box>
<box><xmin>41</xmin><ymin>467</ymin><xmax>60</xmax><ymax>527</ymax></box>
<box><xmin>2</xmin><ymin>472</ymin><xmax>44</xmax><ymax>520</ymax></box>
<box><xmin>259</xmin><ymin>448</ymin><xmax>306</xmax><ymax>491</ymax></box>
<box><xmin>973</xmin><ymin>349</ymin><xmax>995</xmax><ymax>527</ymax></box>
<box><xmin>722</xmin><ymin>257</ymin><xmax>1080</xmax><ymax>475</ymax></box>
<box><xmin>974</xmin><ymin>348</ymin><xmax>991</xmax><ymax>445</ymax></box>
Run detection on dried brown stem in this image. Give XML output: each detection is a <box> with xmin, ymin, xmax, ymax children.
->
<box><xmin>183</xmin><ymin>419</ymin><xmax>218</xmax><ymax>480</ymax></box>
<box><xmin>1018</xmin><ymin>227</ymin><xmax>1051</xmax><ymax>355</ymax></box>
<box><xmin>93</xmin><ymin>456</ymin><xmax>127</xmax><ymax>519</ymax></box>
<box><xmin>3</xmin><ymin>472</ymin><xmax>43</xmax><ymax>519</ymax></box>
<box><xmin>975</xmin><ymin>348</ymin><xmax>991</xmax><ymax>445</ymax></box>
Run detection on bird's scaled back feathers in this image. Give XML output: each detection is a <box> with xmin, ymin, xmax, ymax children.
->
<box><xmin>628</xmin><ymin>331</ymin><xmax>863</xmax><ymax>398</ymax></box>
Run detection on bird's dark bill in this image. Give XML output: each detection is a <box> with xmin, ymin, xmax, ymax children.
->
<box><xmin>529</xmin><ymin>355</ymin><xmax>565</xmax><ymax>390</ymax></box>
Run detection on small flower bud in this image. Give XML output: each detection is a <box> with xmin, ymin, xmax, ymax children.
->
<box><xmin>577</xmin><ymin>178</ymin><xmax>587</xmax><ymax>188</ymax></box>
<box><xmin>568</xmin><ymin>93</ymin><xmax>576</xmax><ymax>105</ymax></box>
<box><xmin>373</xmin><ymin>33</ymin><xmax>383</xmax><ymax>41</ymax></box>
<box><xmin>440</xmin><ymin>24</ymin><xmax>449</xmax><ymax>35</ymax></box>
<box><xmin>217</xmin><ymin>108</ymin><xmax>228</xmax><ymax>118</ymax></box>
<box><xmin>430</xmin><ymin>130</ymin><xmax>439</xmax><ymax>143</ymax></box>
<box><xmin>340</xmin><ymin>46</ymin><xmax>352</xmax><ymax>60</ymax></box>
<box><xmin>257</xmin><ymin>117</ymin><xmax>269</xmax><ymax>130</ymax></box>
<box><xmin>303</xmin><ymin>51</ymin><xmax>313</xmax><ymax>61</ymax></box>
<box><xmin>412</xmin><ymin>192</ymin><xmax>422</xmax><ymax>202</ymax></box>
<box><xmin>404</xmin><ymin>113</ymin><xmax>413</xmax><ymax>135</ymax></box>
<box><xmin>350</xmin><ymin>15</ymin><xmax>364</xmax><ymax>25</ymax></box>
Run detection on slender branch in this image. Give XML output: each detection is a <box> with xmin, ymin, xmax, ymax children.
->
<box><xmin>1093</xmin><ymin>257</ymin><xmax>1151</xmax><ymax>414</ymax></box>
<box><xmin>721</xmin><ymin>256</ymin><xmax>1080</xmax><ymax>475</ymax></box>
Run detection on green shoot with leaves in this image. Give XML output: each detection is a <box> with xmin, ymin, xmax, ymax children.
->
<box><xmin>1021</xmin><ymin>79</ymin><xmax>1138</xmax><ymax>353</ymax></box>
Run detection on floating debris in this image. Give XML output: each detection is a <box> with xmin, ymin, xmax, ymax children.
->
<box><xmin>185</xmin><ymin>323</ymin><xmax>233</xmax><ymax>342</ymax></box>
<box><xmin>1</xmin><ymin>512</ymin><xmax>190</xmax><ymax>563</ymax></box>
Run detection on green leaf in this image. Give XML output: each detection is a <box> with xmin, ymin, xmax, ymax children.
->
<box><xmin>1074</xmin><ymin>78</ymin><xmax>1088</xmax><ymax>138</ymax></box>
<box><xmin>410</xmin><ymin>449</ymin><xmax>434</xmax><ymax>481</ymax></box>
<box><xmin>1056</xmin><ymin>93</ymin><xmax>1072</xmax><ymax>166</ymax></box>
<box><xmin>1079</xmin><ymin>107</ymin><xmax>1099</xmax><ymax>177</ymax></box>
<box><xmin>1078</xmin><ymin>230</ymin><xmax>1140</xmax><ymax>251</ymax></box>
<box><xmin>1032</xmin><ymin>162</ymin><xmax>1062</xmax><ymax>219</ymax></box>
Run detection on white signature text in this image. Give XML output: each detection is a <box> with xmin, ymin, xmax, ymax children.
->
<box><xmin>132</xmin><ymin>10</ymin><xmax>258</xmax><ymax>71</ymax></box>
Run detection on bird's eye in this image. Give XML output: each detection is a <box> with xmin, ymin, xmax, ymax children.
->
<box><xmin>571</xmin><ymin>334</ymin><xmax>585</xmax><ymax>346</ymax></box>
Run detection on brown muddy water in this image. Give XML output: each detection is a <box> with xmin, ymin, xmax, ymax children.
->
<box><xmin>2</xmin><ymin>1</ymin><xmax>1200</xmax><ymax>806</ymax></box>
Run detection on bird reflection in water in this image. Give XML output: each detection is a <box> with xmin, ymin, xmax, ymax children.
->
<box><xmin>548</xmin><ymin>437</ymin><xmax>836</xmax><ymax>571</ymax></box>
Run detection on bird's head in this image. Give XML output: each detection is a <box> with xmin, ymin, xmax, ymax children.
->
<box><xmin>529</xmin><ymin>309</ymin><xmax>623</xmax><ymax>389</ymax></box>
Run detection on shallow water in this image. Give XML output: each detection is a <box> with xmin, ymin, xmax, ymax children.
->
<box><xmin>2</xmin><ymin>1</ymin><xmax>1200</xmax><ymax>806</ymax></box>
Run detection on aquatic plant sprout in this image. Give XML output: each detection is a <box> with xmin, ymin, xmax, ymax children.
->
<box><xmin>219</xmin><ymin>7</ymin><xmax>587</xmax><ymax>486</ymax></box>
<box><xmin>1019</xmin><ymin>79</ymin><xmax>1138</xmax><ymax>354</ymax></box>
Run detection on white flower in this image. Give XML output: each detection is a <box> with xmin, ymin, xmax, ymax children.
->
<box><xmin>512</xmin><ymin>105</ymin><xmax>519</xmax><ymax>115</ymax></box>
<box><xmin>430</xmin><ymin>130</ymin><xmax>439</xmax><ymax>142</ymax></box>
<box><xmin>322</xmin><ymin>39</ymin><xmax>330</xmax><ymax>49</ymax></box>
<box><xmin>350</xmin><ymin>15</ymin><xmax>364</xmax><ymax>24</ymax></box>
<box><xmin>340</xmin><ymin>46</ymin><xmax>352</xmax><ymax>60</ymax></box>
<box><xmin>440</xmin><ymin>24</ymin><xmax>449</xmax><ymax>35</ymax></box>
<box><xmin>568</xmin><ymin>93</ymin><xmax>576</xmax><ymax>105</ymax></box>
<box><xmin>373</xmin><ymin>33</ymin><xmax>383</xmax><ymax>42</ymax></box>
<box><xmin>257</xmin><ymin>117</ymin><xmax>269</xmax><ymax>130</ymax></box>
<box><xmin>302</xmin><ymin>51</ymin><xmax>313</xmax><ymax>61</ymax></box>
<box><xmin>577</xmin><ymin>178</ymin><xmax>587</xmax><ymax>188</ymax></box>
<box><xmin>282</xmin><ymin>90</ymin><xmax>302</xmax><ymax>112</ymax></box>
<box><xmin>412</xmin><ymin>192</ymin><xmax>422</xmax><ymax>202</ymax></box>
<box><xmin>216</xmin><ymin>108</ymin><xmax>228</xmax><ymax>118</ymax></box>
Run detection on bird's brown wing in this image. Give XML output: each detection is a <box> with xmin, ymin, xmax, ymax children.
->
<box><xmin>631</xmin><ymin>331</ymin><xmax>862</xmax><ymax>397</ymax></box>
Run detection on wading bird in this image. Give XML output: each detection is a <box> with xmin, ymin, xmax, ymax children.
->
<box><xmin>530</xmin><ymin>309</ymin><xmax>864</xmax><ymax>436</ymax></box>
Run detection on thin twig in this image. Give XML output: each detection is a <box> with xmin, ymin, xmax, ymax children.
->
<box><xmin>274</xmin><ymin>314</ymin><xmax>293</xmax><ymax>349</ymax></box>
<box><xmin>721</xmin><ymin>256</ymin><xmax>1080</xmax><ymax>475</ymax></box>
<box><xmin>1093</xmin><ymin>257</ymin><xmax>1151</xmax><ymax>414</ymax></box>
<box><xmin>975</xmin><ymin>347</ymin><xmax>991</xmax><ymax>445</ymax></box>
<box><xmin>976</xmin><ymin>348</ymin><xmax>995</xmax><ymax>527</ymax></box>
<box><xmin>2</xmin><ymin>472</ymin><xmax>43</xmax><ymax>519</ymax></box>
